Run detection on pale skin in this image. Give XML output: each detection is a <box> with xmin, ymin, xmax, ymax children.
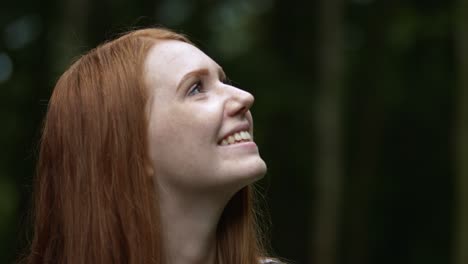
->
<box><xmin>145</xmin><ymin>40</ymin><xmax>267</xmax><ymax>264</ymax></box>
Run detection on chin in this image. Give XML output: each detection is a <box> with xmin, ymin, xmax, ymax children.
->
<box><xmin>233</xmin><ymin>158</ymin><xmax>267</xmax><ymax>186</ymax></box>
<box><xmin>251</xmin><ymin>160</ymin><xmax>268</xmax><ymax>181</ymax></box>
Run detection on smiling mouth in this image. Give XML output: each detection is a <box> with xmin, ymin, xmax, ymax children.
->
<box><xmin>219</xmin><ymin>131</ymin><xmax>252</xmax><ymax>146</ymax></box>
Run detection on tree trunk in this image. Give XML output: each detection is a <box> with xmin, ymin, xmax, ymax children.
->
<box><xmin>455</xmin><ymin>0</ymin><xmax>468</xmax><ymax>263</ymax></box>
<box><xmin>343</xmin><ymin>2</ymin><xmax>393</xmax><ymax>263</ymax></box>
<box><xmin>312</xmin><ymin>0</ymin><xmax>344</xmax><ymax>263</ymax></box>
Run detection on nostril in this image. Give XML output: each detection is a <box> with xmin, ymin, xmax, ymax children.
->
<box><xmin>228</xmin><ymin>103</ymin><xmax>249</xmax><ymax>117</ymax></box>
<box><xmin>238</xmin><ymin>105</ymin><xmax>248</xmax><ymax>115</ymax></box>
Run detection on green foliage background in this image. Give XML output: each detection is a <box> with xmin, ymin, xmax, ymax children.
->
<box><xmin>0</xmin><ymin>0</ymin><xmax>463</xmax><ymax>263</ymax></box>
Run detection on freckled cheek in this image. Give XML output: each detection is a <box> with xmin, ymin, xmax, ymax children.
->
<box><xmin>151</xmin><ymin>104</ymin><xmax>222</xmax><ymax>149</ymax></box>
<box><xmin>150</xmin><ymin>120</ymin><xmax>197</xmax><ymax>149</ymax></box>
<box><xmin>147</xmin><ymin>116</ymin><xmax>180</xmax><ymax>153</ymax></box>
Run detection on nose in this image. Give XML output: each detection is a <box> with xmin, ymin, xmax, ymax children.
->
<box><xmin>225</xmin><ymin>86</ymin><xmax>254</xmax><ymax>117</ymax></box>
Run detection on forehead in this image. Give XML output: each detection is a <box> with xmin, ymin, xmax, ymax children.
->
<box><xmin>145</xmin><ymin>40</ymin><xmax>219</xmax><ymax>89</ymax></box>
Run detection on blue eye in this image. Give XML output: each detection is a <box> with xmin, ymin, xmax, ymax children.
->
<box><xmin>188</xmin><ymin>81</ymin><xmax>203</xmax><ymax>96</ymax></box>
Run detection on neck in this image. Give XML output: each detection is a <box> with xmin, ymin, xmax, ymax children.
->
<box><xmin>159</xmin><ymin>186</ymin><xmax>233</xmax><ymax>264</ymax></box>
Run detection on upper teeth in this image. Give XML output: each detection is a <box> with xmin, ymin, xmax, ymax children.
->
<box><xmin>220</xmin><ymin>131</ymin><xmax>252</xmax><ymax>146</ymax></box>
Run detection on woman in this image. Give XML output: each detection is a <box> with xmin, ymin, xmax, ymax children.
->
<box><xmin>25</xmin><ymin>28</ymin><xmax>282</xmax><ymax>263</ymax></box>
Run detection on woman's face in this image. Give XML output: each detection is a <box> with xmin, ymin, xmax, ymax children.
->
<box><xmin>145</xmin><ymin>40</ymin><xmax>267</xmax><ymax>196</ymax></box>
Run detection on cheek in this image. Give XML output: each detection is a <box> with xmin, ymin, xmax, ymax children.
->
<box><xmin>148</xmin><ymin>127</ymin><xmax>218</xmax><ymax>192</ymax></box>
<box><xmin>147</xmin><ymin>108</ymin><xmax>215</xmax><ymax>177</ymax></box>
<box><xmin>146</xmin><ymin>98</ymin><xmax>228</xmax><ymax>190</ymax></box>
<box><xmin>148</xmin><ymin>115</ymin><xmax>188</xmax><ymax>164</ymax></box>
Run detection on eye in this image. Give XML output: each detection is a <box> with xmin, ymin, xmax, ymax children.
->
<box><xmin>188</xmin><ymin>80</ymin><xmax>203</xmax><ymax>96</ymax></box>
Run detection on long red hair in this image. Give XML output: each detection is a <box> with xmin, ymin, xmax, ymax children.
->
<box><xmin>24</xmin><ymin>28</ymin><xmax>268</xmax><ymax>264</ymax></box>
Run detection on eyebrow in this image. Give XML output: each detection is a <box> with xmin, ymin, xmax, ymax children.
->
<box><xmin>176</xmin><ymin>67</ymin><xmax>227</xmax><ymax>93</ymax></box>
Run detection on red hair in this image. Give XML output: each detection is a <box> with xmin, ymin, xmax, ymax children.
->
<box><xmin>24</xmin><ymin>28</ymin><xmax>268</xmax><ymax>264</ymax></box>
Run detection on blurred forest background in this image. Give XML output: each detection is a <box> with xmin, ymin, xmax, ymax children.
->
<box><xmin>1</xmin><ymin>0</ymin><xmax>467</xmax><ymax>263</ymax></box>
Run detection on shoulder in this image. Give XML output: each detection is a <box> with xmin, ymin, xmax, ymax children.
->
<box><xmin>259</xmin><ymin>258</ymin><xmax>286</xmax><ymax>264</ymax></box>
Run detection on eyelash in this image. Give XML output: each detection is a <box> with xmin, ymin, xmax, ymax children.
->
<box><xmin>188</xmin><ymin>80</ymin><xmax>204</xmax><ymax>96</ymax></box>
<box><xmin>187</xmin><ymin>77</ymin><xmax>232</xmax><ymax>97</ymax></box>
